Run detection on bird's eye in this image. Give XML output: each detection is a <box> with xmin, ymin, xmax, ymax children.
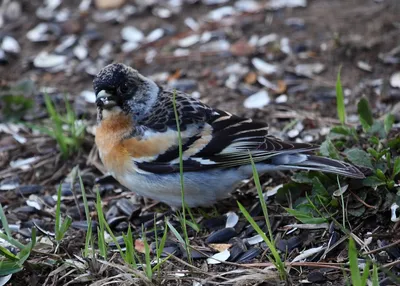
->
<box><xmin>118</xmin><ymin>85</ymin><xmax>129</xmax><ymax>94</ymax></box>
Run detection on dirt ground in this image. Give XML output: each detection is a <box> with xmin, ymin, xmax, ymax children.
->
<box><xmin>1</xmin><ymin>0</ymin><xmax>400</xmax><ymax>285</ymax></box>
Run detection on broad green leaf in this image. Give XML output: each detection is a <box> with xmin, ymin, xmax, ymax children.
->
<box><xmin>376</xmin><ymin>169</ymin><xmax>386</xmax><ymax>181</ymax></box>
<box><xmin>320</xmin><ymin>139</ymin><xmax>340</xmax><ymax>160</ymax></box>
<box><xmin>368</xmin><ymin>136</ymin><xmax>380</xmax><ymax>146</ymax></box>
<box><xmin>362</xmin><ymin>176</ymin><xmax>386</xmax><ymax>187</ymax></box>
<box><xmin>347</xmin><ymin>206</ymin><xmax>366</xmax><ymax>217</ymax></box>
<box><xmin>345</xmin><ymin>148</ymin><xmax>373</xmax><ymax>169</ymax></box>
<box><xmin>384</xmin><ymin>113</ymin><xmax>395</xmax><ymax>134</ymax></box>
<box><xmin>357</xmin><ymin>97</ymin><xmax>374</xmax><ymax>131</ymax></box>
<box><xmin>393</xmin><ymin>157</ymin><xmax>400</xmax><ymax>177</ymax></box>
<box><xmin>330</xmin><ymin>125</ymin><xmax>353</xmax><ymax>136</ymax></box>
<box><xmin>336</xmin><ymin>67</ymin><xmax>346</xmax><ymax>124</ymax></box>
<box><xmin>312</xmin><ymin>177</ymin><xmax>329</xmax><ymax>198</ymax></box>
<box><xmin>291</xmin><ymin>172</ymin><xmax>313</xmax><ymax>184</ymax></box>
<box><xmin>285</xmin><ymin>208</ymin><xmax>327</xmax><ymax>224</ymax></box>
<box><xmin>369</xmin><ymin>121</ymin><xmax>386</xmax><ymax>139</ymax></box>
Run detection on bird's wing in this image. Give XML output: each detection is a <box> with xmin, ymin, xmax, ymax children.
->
<box><xmin>131</xmin><ymin>89</ymin><xmax>317</xmax><ymax>174</ymax></box>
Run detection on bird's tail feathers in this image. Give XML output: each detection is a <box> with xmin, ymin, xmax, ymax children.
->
<box><xmin>270</xmin><ymin>154</ymin><xmax>365</xmax><ymax>179</ymax></box>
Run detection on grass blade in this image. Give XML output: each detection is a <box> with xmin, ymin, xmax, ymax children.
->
<box><xmin>249</xmin><ymin>153</ymin><xmax>273</xmax><ymax>242</ymax></box>
<box><xmin>238</xmin><ymin>202</ymin><xmax>286</xmax><ymax>280</ymax></box>
<box><xmin>336</xmin><ymin>67</ymin><xmax>346</xmax><ymax>125</ymax></box>
<box><xmin>371</xmin><ymin>264</ymin><xmax>379</xmax><ymax>286</ymax></box>
<box><xmin>166</xmin><ymin>220</ymin><xmax>185</xmax><ymax>245</ymax></box>
<box><xmin>348</xmin><ymin>237</ymin><xmax>361</xmax><ymax>286</ymax></box>
<box><xmin>171</xmin><ymin>89</ymin><xmax>191</xmax><ymax>261</ymax></box>
<box><xmin>0</xmin><ymin>204</ymin><xmax>11</xmax><ymax>238</ymax></box>
<box><xmin>55</xmin><ymin>184</ymin><xmax>62</xmax><ymax>241</ymax></box>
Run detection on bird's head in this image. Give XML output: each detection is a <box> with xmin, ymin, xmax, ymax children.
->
<box><xmin>93</xmin><ymin>63</ymin><xmax>159</xmax><ymax>121</ymax></box>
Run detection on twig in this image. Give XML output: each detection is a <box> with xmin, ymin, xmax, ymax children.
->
<box><xmin>350</xmin><ymin>191</ymin><xmax>377</xmax><ymax>209</ymax></box>
<box><xmin>363</xmin><ymin>239</ymin><xmax>400</xmax><ymax>255</ymax></box>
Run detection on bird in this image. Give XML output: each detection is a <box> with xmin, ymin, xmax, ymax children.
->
<box><xmin>93</xmin><ymin>63</ymin><xmax>365</xmax><ymax>207</ymax></box>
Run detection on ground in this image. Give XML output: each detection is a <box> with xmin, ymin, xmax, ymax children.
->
<box><xmin>1</xmin><ymin>0</ymin><xmax>400</xmax><ymax>285</ymax></box>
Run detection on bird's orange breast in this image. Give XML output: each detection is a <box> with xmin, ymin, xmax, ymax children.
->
<box><xmin>95</xmin><ymin>112</ymin><xmax>179</xmax><ymax>176</ymax></box>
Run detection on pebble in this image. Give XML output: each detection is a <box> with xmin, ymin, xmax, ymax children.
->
<box><xmin>33</xmin><ymin>52</ymin><xmax>67</xmax><ymax>69</ymax></box>
<box><xmin>0</xmin><ymin>177</ymin><xmax>20</xmax><ymax>191</ymax></box>
<box><xmin>1</xmin><ymin>36</ymin><xmax>21</xmax><ymax>54</ymax></box>
<box><xmin>73</xmin><ymin>44</ymin><xmax>88</xmax><ymax>60</ymax></box>
<box><xmin>267</xmin><ymin>0</ymin><xmax>307</xmax><ymax>9</ymax></box>
<box><xmin>115</xmin><ymin>221</ymin><xmax>129</xmax><ymax>232</ymax></box>
<box><xmin>71</xmin><ymin>220</ymin><xmax>98</xmax><ymax>231</ymax></box>
<box><xmin>295</xmin><ymin>63</ymin><xmax>325</xmax><ymax>77</ymax></box>
<box><xmin>116</xmin><ymin>198</ymin><xmax>141</xmax><ymax>217</ymax></box>
<box><xmin>98</xmin><ymin>42</ymin><xmax>113</xmax><ymax>58</ymax></box>
<box><xmin>234</xmin><ymin>0</ymin><xmax>262</xmax><ymax>13</ymax></box>
<box><xmin>95</xmin><ymin>0</ymin><xmax>126</xmax><ymax>9</ymax></box>
<box><xmin>307</xmin><ymin>270</ymin><xmax>327</xmax><ymax>283</ymax></box>
<box><xmin>0</xmin><ymin>49</ymin><xmax>7</xmax><ymax>64</ymax></box>
<box><xmin>13</xmin><ymin>206</ymin><xmax>37</xmax><ymax>214</ymax></box>
<box><xmin>206</xmin><ymin>227</ymin><xmax>237</xmax><ymax>244</ymax></box>
<box><xmin>121</xmin><ymin>26</ymin><xmax>144</xmax><ymax>43</ymax></box>
<box><xmin>203</xmin><ymin>216</ymin><xmax>227</xmax><ymax>231</ymax></box>
<box><xmin>207</xmin><ymin>249</ymin><xmax>230</xmax><ymax>264</ymax></box>
<box><xmin>121</xmin><ymin>41</ymin><xmax>140</xmax><ymax>53</ymax></box>
<box><xmin>357</xmin><ymin>61</ymin><xmax>373</xmax><ymax>72</ymax></box>
<box><xmin>244</xmin><ymin>234</ymin><xmax>264</xmax><ymax>245</ymax></box>
<box><xmin>80</xmin><ymin>90</ymin><xmax>96</xmax><ymax>103</ymax></box>
<box><xmin>228</xmin><ymin>241</ymin><xmax>247</xmax><ymax>261</ymax></box>
<box><xmin>5</xmin><ymin>1</ymin><xmax>22</xmax><ymax>21</ymax></box>
<box><xmin>225</xmin><ymin>212</ymin><xmax>239</xmax><ymax>228</ymax></box>
<box><xmin>207</xmin><ymin>6</ymin><xmax>236</xmax><ymax>21</ymax></box>
<box><xmin>257</xmin><ymin>34</ymin><xmax>278</xmax><ymax>47</ymax></box>
<box><xmin>107</xmin><ymin>216</ymin><xmax>127</xmax><ymax>228</ymax></box>
<box><xmin>55</xmin><ymin>35</ymin><xmax>78</xmax><ymax>53</ymax></box>
<box><xmin>252</xmin><ymin>58</ymin><xmax>278</xmax><ymax>75</ymax></box>
<box><xmin>178</xmin><ymin>34</ymin><xmax>200</xmax><ymax>48</ymax></box>
<box><xmin>152</xmin><ymin>7</ymin><xmax>172</xmax><ymax>19</ymax></box>
<box><xmin>146</xmin><ymin>28</ymin><xmax>164</xmax><ymax>43</ymax></box>
<box><xmin>390</xmin><ymin>72</ymin><xmax>400</xmax><ymax>88</ymax></box>
<box><xmin>26</xmin><ymin>23</ymin><xmax>53</xmax><ymax>42</ymax></box>
<box><xmin>236</xmin><ymin>247</ymin><xmax>260</xmax><ymax>262</ymax></box>
<box><xmin>43</xmin><ymin>195</ymin><xmax>56</xmax><ymax>207</ymax></box>
<box><xmin>244</xmin><ymin>90</ymin><xmax>270</xmax><ymax>109</ymax></box>
<box><xmin>170</xmin><ymin>79</ymin><xmax>197</xmax><ymax>91</ymax></box>
<box><xmin>275</xmin><ymin>94</ymin><xmax>288</xmax><ymax>103</ymax></box>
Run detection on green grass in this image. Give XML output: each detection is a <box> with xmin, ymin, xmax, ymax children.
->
<box><xmin>171</xmin><ymin>89</ymin><xmax>192</xmax><ymax>262</ymax></box>
<box><xmin>0</xmin><ymin>204</ymin><xmax>37</xmax><ymax>276</ymax></box>
<box><xmin>347</xmin><ymin>237</ymin><xmax>382</xmax><ymax>286</ymax></box>
<box><xmin>238</xmin><ymin>154</ymin><xmax>287</xmax><ymax>280</ymax></box>
<box><xmin>27</xmin><ymin>94</ymin><xmax>85</xmax><ymax>159</ymax></box>
<box><xmin>336</xmin><ymin>67</ymin><xmax>346</xmax><ymax>125</ymax></box>
<box><xmin>55</xmin><ymin>184</ymin><xmax>72</xmax><ymax>250</ymax></box>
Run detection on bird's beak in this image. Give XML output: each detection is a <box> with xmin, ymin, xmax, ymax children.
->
<box><xmin>96</xmin><ymin>90</ymin><xmax>117</xmax><ymax>109</ymax></box>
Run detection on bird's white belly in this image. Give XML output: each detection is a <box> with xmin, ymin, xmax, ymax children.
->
<box><xmin>114</xmin><ymin>167</ymin><xmax>253</xmax><ymax>207</ymax></box>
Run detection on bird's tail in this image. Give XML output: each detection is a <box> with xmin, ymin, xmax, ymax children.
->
<box><xmin>270</xmin><ymin>154</ymin><xmax>365</xmax><ymax>179</ymax></box>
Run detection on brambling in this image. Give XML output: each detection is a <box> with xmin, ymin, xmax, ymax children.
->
<box><xmin>93</xmin><ymin>63</ymin><xmax>365</xmax><ymax>207</ymax></box>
